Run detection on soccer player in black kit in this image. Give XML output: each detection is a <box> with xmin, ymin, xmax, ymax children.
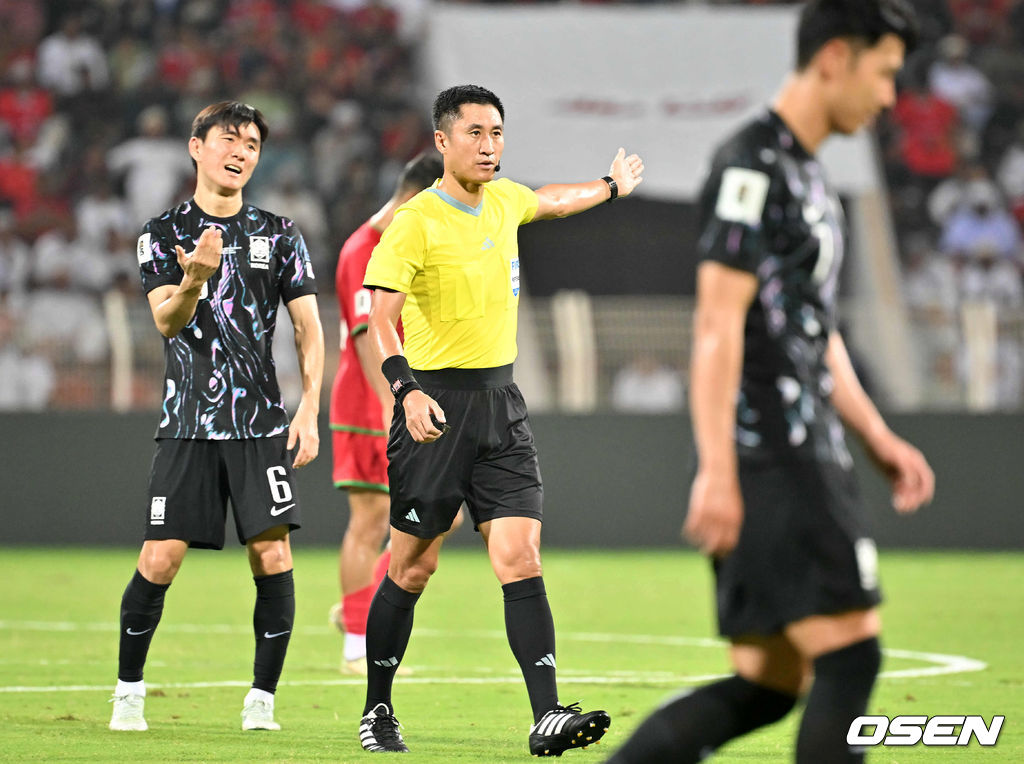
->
<box><xmin>108</xmin><ymin>101</ymin><xmax>324</xmax><ymax>732</ymax></box>
<box><xmin>606</xmin><ymin>2</ymin><xmax>934</xmax><ymax>763</ymax></box>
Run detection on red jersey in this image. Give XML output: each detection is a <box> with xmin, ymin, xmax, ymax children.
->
<box><xmin>330</xmin><ymin>221</ymin><xmax>401</xmax><ymax>434</ymax></box>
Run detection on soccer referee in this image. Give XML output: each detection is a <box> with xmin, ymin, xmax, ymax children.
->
<box><xmin>355</xmin><ymin>84</ymin><xmax>644</xmax><ymax>756</ymax></box>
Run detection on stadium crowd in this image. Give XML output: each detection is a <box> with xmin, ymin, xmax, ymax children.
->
<box><xmin>0</xmin><ymin>0</ymin><xmax>1021</xmax><ymax>410</ymax></box>
<box><xmin>0</xmin><ymin>0</ymin><xmax>433</xmax><ymax>408</ymax></box>
<box><xmin>877</xmin><ymin>0</ymin><xmax>1024</xmax><ymax>407</ymax></box>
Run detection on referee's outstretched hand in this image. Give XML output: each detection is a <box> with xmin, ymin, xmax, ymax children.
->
<box><xmin>608</xmin><ymin>147</ymin><xmax>645</xmax><ymax>199</ymax></box>
<box><xmin>402</xmin><ymin>389</ymin><xmax>447</xmax><ymax>444</ymax></box>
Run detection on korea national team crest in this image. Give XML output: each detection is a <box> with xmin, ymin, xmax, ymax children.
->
<box><xmin>248</xmin><ymin>236</ymin><xmax>271</xmax><ymax>269</ymax></box>
<box><xmin>511</xmin><ymin>258</ymin><xmax>520</xmax><ymax>297</ymax></box>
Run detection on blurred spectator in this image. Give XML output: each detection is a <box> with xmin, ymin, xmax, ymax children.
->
<box><xmin>156</xmin><ymin>25</ymin><xmax>215</xmax><ymax>93</ymax></box>
<box><xmin>889</xmin><ymin>73</ymin><xmax>959</xmax><ymax>182</ymax></box>
<box><xmin>107</xmin><ymin>37</ymin><xmax>157</xmax><ymax>95</ymax></box>
<box><xmin>902</xmin><ymin>232</ymin><xmax>960</xmax><ymax>402</ymax></box>
<box><xmin>350</xmin><ymin>0</ymin><xmax>400</xmax><ymax>46</ymax></box>
<box><xmin>21</xmin><ymin>262</ymin><xmax>108</xmax><ymax>364</ymax></box>
<box><xmin>36</xmin><ymin>13</ymin><xmax>109</xmax><ymax>99</ymax></box>
<box><xmin>312</xmin><ymin>100</ymin><xmax>374</xmax><ymax>199</ymax></box>
<box><xmin>173</xmin><ymin>65</ymin><xmax>221</xmax><ymax>132</ymax></box>
<box><xmin>0</xmin><ymin>58</ymin><xmax>53</xmax><ymax>145</ymax></box>
<box><xmin>939</xmin><ymin>178</ymin><xmax>1022</xmax><ymax>261</ymax></box>
<box><xmin>0</xmin><ymin>302</ymin><xmax>55</xmax><ymax>410</ymax></box>
<box><xmin>104</xmin><ymin>228</ymin><xmax>142</xmax><ymax>289</ymax></box>
<box><xmin>254</xmin><ymin>162</ymin><xmax>330</xmax><ymax>275</ymax></box>
<box><xmin>611</xmin><ymin>354</ymin><xmax>684</xmax><ymax>413</ymax></box>
<box><xmin>107</xmin><ymin>104</ymin><xmax>193</xmax><ymax>227</ymax></box>
<box><xmin>927</xmin><ymin>161</ymin><xmax>989</xmax><ymax>225</ymax></box>
<box><xmin>225</xmin><ymin>0</ymin><xmax>280</xmax><ymax>34</ymax></box>
<box><xmin>0</xmin><ymin>208</ymin><xmax>29</xmax><ymax>298</ymax></box>
<box><xmin>290</xmin><ymin>0</ymin><xmax>343</xmax><ymax>33</ymax></box>
<box><xmin>960</xmin><ymin>245</ymin><xmax>1024</xmax><ymax>308</ymax></box>
<box><xmin>975</xmin><ymin>25</ymin><xmax>1024</xmax><ymax>161</ymax></box>
<box><xmin>947</xmin><ymin>0</ymin><xmax>1013</xmax><ymax>46</ymax></box>
<box><xmin>0</xmin><ymin>135</ymin><xmax>41</xmax><ymax>221</ymax></box>
<box><xmin>0</xmin><ymin>0</ymin><xmax>438</xmax><ymax>412</ymax></box>
<box><xmin>905</xmin><ymin>0</ymin><xmax>955</xmax><ymax>46</ymax></box>
<box><xmin>904</xmin><ymin>232</ymin><xmax>960</xmax><ymax>316</ymax></box>
<box><xmin>327</xmin><ymin>154</ymin><xmax>381</xmax><ymax>243</ymax></box>
<box><xmin>75</xmin><ymin>176</ymin><xmax>133</xmax><ymax>252</ymax></box>
<box><xmin>995</xmin><ymin>121</ymin><xmax>1024</xmax><ymax>223</ymax></box>
<box><xmin>376</xmin><ymin>105</ymin><xmax>431</xmax><ymax>199</ymax></box>
<box><xmin>32</xmin><ymin>215</ymin><xmax>113</xmax><ymax>294</ymax></box>
<box><xmin>929</xmin><ymin>34</ymin><xmax>994</xmax><ymax>134</ymax></box>
<box><xmin>0</xmin><ymin>0</ymin><xmax>45</xmax><ymax>48</ymax></box>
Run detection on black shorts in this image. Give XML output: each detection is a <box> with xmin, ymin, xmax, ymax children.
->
<box><xmin>713</xmin><ymin>457</ymin><xmax>882</xmax><ymax>638</ymax></box>
<box><xmin>387</xmin><ymin>365</ymin><xmax>543</xmax><ymax>538</ymax></box>
<box><xmin>144</xmin><ymin>437</ymin><xmax>301</xmax><ymax>549</ymax></box>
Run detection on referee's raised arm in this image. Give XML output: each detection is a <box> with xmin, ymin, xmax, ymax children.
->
<box><xmin>531</xmin><ymin>147</ymin><xmax>645</xmax><ymax>221</ymax></box>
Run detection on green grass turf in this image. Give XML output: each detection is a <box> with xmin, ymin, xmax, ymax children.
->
<box><xmin>2</xmin><ymin>547</ymin><xmax>1020</xmax><ymax>763</ymax></box>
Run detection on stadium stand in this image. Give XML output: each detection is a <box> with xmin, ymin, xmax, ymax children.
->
<box><xmin>0</xmin><ymin>0</ymin><xmax>1021</xmax><ymax>411</ymax></box>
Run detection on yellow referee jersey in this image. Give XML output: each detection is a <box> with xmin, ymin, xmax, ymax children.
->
<box><xmin>363</xmin><ymin>178</ymin><xmax>538</xmax><ymax>370</ymax></box>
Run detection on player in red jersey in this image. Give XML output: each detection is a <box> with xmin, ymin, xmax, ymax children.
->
<box><xmin>328</xmin><ymin>152</ymin><xmax>453</xmax><ymax>673</ymax></box>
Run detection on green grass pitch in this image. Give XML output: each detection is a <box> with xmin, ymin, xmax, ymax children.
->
<box><xmin>2</xmin><ymin>547</ymin><xmax>1020</xmax><ymax>762</ymax></box>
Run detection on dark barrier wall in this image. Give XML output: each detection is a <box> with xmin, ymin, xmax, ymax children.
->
<box><xmin>1</xmin><ymin>412</ymin><xmax>1021</xmax><ymax>549</ymax></box>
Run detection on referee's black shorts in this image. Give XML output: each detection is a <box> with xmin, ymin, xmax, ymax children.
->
<box><xmin>386</xmin><ymin>364</ymin><xmax>543</xmax><ymax>538</ymax></box>
<box><xmin>713</xmin><ymin>457</ymin><xmax>882</xmax><ymax>638</ymax></box>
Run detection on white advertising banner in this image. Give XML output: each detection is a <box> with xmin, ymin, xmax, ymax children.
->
<box><xmin>424</xmin><ymin>5</ymin><xmax>879</xmax><ymax>200</ymax></box>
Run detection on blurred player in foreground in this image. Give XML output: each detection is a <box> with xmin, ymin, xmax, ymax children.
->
<box><xmin>356</xmin><ymin>84</ymin><xmax>644</xmax><ymax>756</ymax></box>
<box><xmin>109</xmin><ymin>101</ymin><xmax>323</xmax><ymax>734</ymax></box>
<box><xmin>328</xmin><ymin>151</ymin><xmax>463</xmax><ymax>675</ymax></box>
<box><xmin>607</xmin><ymin>2</ymin><xmax>934</xmax><ymax>762</ymax></box>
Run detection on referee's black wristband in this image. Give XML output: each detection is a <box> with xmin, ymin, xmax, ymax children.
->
<box><xmin>381</xmin><ymin>355</ymin><xmax>422</xmax><ymax>402</ymax></box>
<box><xmin>601</xmin><ymin>175</ymin><xmax>618</xmax><ymax>203</ymax></box>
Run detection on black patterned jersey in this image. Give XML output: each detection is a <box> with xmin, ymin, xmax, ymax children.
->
<box><xmin>137</xmin><ymin>199</ymin><xmax>317</xmax><ymax>440</ymax></box>
<box><xmin>696</xmin><ymin>110</ymin><xmax>851</xmax><ymax>465</ymax></box>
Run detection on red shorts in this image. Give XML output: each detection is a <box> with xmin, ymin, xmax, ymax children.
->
<box><xmin>331</xmin><ymin>428</ymin><xmax>389</xmax><ymax>492</ymax></box>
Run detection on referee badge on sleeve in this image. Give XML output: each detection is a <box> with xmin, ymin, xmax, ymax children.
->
<box><xmin>511</xmin><ymin>258</ymin><xmax>520</xmax><ymax>297</ymax></box>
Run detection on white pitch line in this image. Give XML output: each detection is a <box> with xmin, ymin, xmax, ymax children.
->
<box><xmin>0</xmin><ymin>620</ymin><xmax>987</xmax><ymax>693</ymax></box>
<box><xmin>878</xmin><ymin>648</ymin><xmax>987</xmax><ymax>678</ymax></box>
<box><xmin>0</xmin><ymin>621</ymin><xmax>725</xmax><ymax>646</ymax></box>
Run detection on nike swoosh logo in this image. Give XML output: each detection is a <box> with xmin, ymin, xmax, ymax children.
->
<box><xmin>270</xmin><ymin>503</ymin><xmax>295</xmax><ymax>516</ymax></box>
<box><xmin>126</xmin><ymin>627</ymin><xmax>152</xmax><ymax>636</ymax></box>
<box><xmin>263</xmin><ymin>630</ymin><xmax>291</xmax><ymax>639</ymax></box>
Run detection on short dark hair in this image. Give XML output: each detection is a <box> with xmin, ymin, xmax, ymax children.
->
<box><xmin>191</xmin><ymin>101</ymin><xmax>270</xmax><ymax>144</ymax></box>
<box><xmin>396</xmin><ymin>151</ymin><xmax>443</xmax><ymax>195</ymax></box>
<box><xmin>432</xmin><ymin>85</ymin><xmax>504</xmax><ymax>133</ymax></box>
<box><xmin>796</xmin><ymin>0</ymin><xmax>918</xmax><ymax>69</ymax></box>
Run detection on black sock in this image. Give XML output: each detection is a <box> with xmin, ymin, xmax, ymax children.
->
<box><xmin>252</xmin><ymin>570</ymin><xmax>295</xmax><ymax>694</ymax></box>
<box><xmin>363</xmin><ymin>575</ymin><xmax>420</xmax><ymax>715</ymax></box>
<box><xmin>503</xmin><ymin>577</ymin><xmax>559</xmax><ymax>723</ymax></box>
<box><xmin>796</xmin><ymin>637</ymin><xmax>882</xmax><ymax>764</ymax></box>
<box><xmin>118</xmin><ymin>569</ymin><xmax>170</xmax><ymax>682</ymax></box>
<box><xmin>605</xmin><ymin>675</ymin><xmax>797</xmax><ymax>764</ymax></box>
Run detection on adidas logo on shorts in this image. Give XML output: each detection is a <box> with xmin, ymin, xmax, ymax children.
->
<box><xmin>405</xmin><ymin>508</ymin><xmax>420</xmax><ymax>523</ymax></box>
